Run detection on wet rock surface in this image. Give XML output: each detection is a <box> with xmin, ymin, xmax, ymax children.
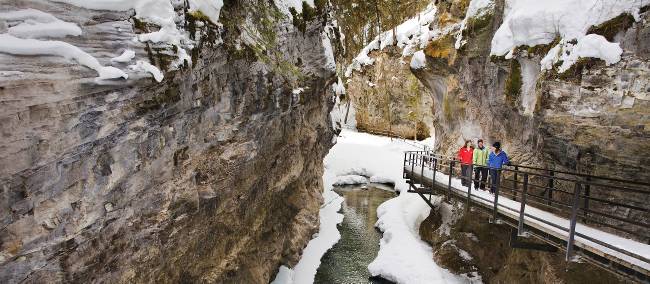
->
<box><xmin>0</xmin><ymin>1</ymin><xmax>335</xmax><ymax>283</ymax></box>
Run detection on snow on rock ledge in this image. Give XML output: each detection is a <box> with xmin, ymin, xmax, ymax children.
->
<box><xmin>188</xmin><ymin>0</ymin><xmax>224</xmax><ymax>24</ymax></box>
<box><xmin>345</xmin><ymin>4</ymin><xmax>439</xmax><ymax>77</ymax></box>
<box><xmin>0</xmin><ymin>8</ymin><xmax>82</xmax><ymax>39</ymax></box>
<box><xmin>0</xmin><ymin>34</ymin><xmax>128</xmax><ymax>80</ymax></box>
<box><xmin>111</xmin><ymin>49</ymin><xmax>136</xmax><ymax>63</ymax></box>
<box><xmin>0</xmin><ymin>8</ymin><xmax>128</xmax><ymax>80</ymax></box>
<box><xmin>541</xmin><ymin>34</ymin><xmax>623</xmax><ymax>73</ymax></box>
<box><xmin>491</xmin><ymin>0</ymin><xmax>650</xmax><ymax>72</ymax></box>
<box><xmin>129</xmin><ymin>60</ymin><xmax>164</xmax><ymax>82</ymax></box>
<box><xmin>52</xmin><ymin>0</ymin><xmax>198</xmax><ymax>77</ymax></box>
<box><xmin>455</xmin><ymin>0</ymin><xmax>494</xmax><ymax>49</ymax></box>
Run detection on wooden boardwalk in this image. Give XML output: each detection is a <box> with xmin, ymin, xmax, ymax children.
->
<box><xmin>403</xmin><ymin>151</ymin><xmax>650</xmax><ymax>283</ymax></box>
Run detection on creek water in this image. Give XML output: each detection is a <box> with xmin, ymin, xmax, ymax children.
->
<box><xmin>314</xmin><ymin>184</ymin><xmax>396</xmax><ymax>284</ymax></box>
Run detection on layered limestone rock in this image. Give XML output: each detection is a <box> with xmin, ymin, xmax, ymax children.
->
<box><xmin>411</xmin><ymin>0</ymin><xmax>650</xmax><ymax>240</ymax></box>
<box><xmin>416</xmin><ymin>0</ymin><xmax>650</xmax><ymax>175</ymax></box>
<box><xmin>346</xmin><ymin>48</ymin><xmax>433</xmax><ymax>139</ymax></box>
<box><xmin>329</xmin><ymin>0</ymin><xmax>434</xmax><ymax>137</ymax></box>
<box><xmin>0</xmin><ymin>1</ymin><xmax>335</xmax><ymax>283</ymax></box>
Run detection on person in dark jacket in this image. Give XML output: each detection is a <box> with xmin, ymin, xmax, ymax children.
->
<box><xmin>487</xmin><ymin>141</ymin><xmax>509</xmax><ymax>194</ymax></box>
<box><xmin>458</xmin><ymin>140</ymin><xmax>474</xmax><ymax>186</ymax></box>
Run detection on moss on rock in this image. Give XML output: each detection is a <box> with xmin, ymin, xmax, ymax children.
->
<box><xmin>424</xmin><ymin>34</ymin><xmax>456</xmax><ymax>65</ymax></box>
<box><xmin>504</xmin><ymin>59</ymin><xmax>522</xmax><ymax>107</ymax></box>
<box><xmin>518</xmin><ymin>36</ymin><xmax>560</xmax><ymax>57</ymax></box>
<box><xmin>544</xmin><ymin>57</ymin><xmax>603</xmax><ymax>83</ymax></box>
<box><xmin>587</xmin><ymin>13</ymin><xmax>636</xmax><ymax>42</ymax></box>
<box><xmin>464</xmin><ymin>11</ymin><xmax>493</xmax><ymax>38</ymax></box>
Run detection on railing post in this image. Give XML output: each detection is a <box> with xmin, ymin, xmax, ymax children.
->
<box><xmin>566</xmin><ymin>182</ymin><xmax>583</xmax><ymax>261</ymax></box>
<box><xmin>466</xmin><ymin>164</ymin><xmax>473</xmax><ymax>211</ymax></box>
<box><xmin>411</xmin><ymin>153</ymin><xmax>415</xmax><ymax>178</ymax></box>
<box><xmin>513</xmin><ymin>165</ymin><xmax>519</xmax><ymax>201</ymax></box>
<box><xmin>429</xmin><ymin>155</ymin><xmax>434</xmax><ymax>202</ymax></box>
<box><xmin>517</xmin><ymin>173</ymin><xmax>529</xmax><ymax>236</ymax></box>
<box><xmin>433</xmin><ymin>157</ymin><xmax>437</xmax><ymax>183</ymax></box>
<box><xmin>448</xmin><ymin>160</ymin><xmax>454</xmax><ymax>201</ymax></box>
<box><xmin>402</xmin><ymin>152</ymin><xmax>408</xmax><ymax>178</ymax></box>
<box><xmin>420</xmin><ymin>154</ymin><xmax>425</xmax><ymax>185</ymax></box>
<box><xmin>492</xmin><ymin>169</ymin><xmax>501</xmax><ymax>223</ymax></box>
<box><xmin>583</xmin><ymin>176</ymin><xmax>591</xmax><ymax>224</ymax></box>
<box><xmin>547</xmin><ymin>170</ymin><xmax>554</xmax><ymax>206</ymax></box>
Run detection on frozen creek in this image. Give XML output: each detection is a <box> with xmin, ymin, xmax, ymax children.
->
<box><xmin>314</xmin><ymin>185</ymin><xmax>396</xmax><ymax>284</ymax></box>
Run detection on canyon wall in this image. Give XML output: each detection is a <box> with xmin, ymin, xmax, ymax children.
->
<box><xmin>345</xmin><ymin>0</ymin><xmax>649</xmax><ymax>241</ymax></box>
<box><xmin>413</xmin><ymin>0</ymin><xmax>650</xmax><ymax>181</ymax></box>
<box><xmin>411</xmin><ymin>0</ymin><xmax>650</xmax><ymax>241</ymax></box>
<box><xmin>330</xmin><ymin>0</ymin><xmax>434</xmax><ymax>138</ymax></box>
<box><xmin>338</xmin><ymin>0</ymin><xmax>650</xmax><ymax>281</ymax></box>
<box><xmin>0</xmin><ymin>1</ymin><xmax>335</xmax><ymax>283</ymax></box>
<box><xmin>342</xmin><ymin>0</ymin><xmax>650</xmax><ymax>180</ymax></box>
<box><xmin>347</xmin><ymin>48</ymin><xmax>434</xmax><ymax>139</ymax></box>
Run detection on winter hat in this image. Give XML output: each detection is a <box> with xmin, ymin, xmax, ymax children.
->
<box><xmin>493</xmin><ymin>141</ymin><xmax>501</xmax><ymax>149</ymax></box>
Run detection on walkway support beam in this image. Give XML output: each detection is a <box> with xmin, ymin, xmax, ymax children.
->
<box><xmin>466</xmin><ymin>164</ymin><xmax>473</xmax><ymax>211</ymax></box>
<box><xmin>492</xmin><ymin>169</ymin><xmax>501</xmax><ymax>223</ymax></box>
<box><xmin>448</xmin><ymin>160</ymin><xmax>454</xmax><ymax>201</ymax></box>
<box><xmin>517</xmin><ymin>173</ymin><xmax>529</xmax><ymax>236</ymax></box>
<box><xmin>513</xmin><ymin>165</ymin><xmax>519</xmax><ymax>201</ymax></box>
<box><xmin>566</xmin><ymin>182</ymin><xmax>582</xmax><ymax>261</ymax></box>
<box><xmin>547</xmin><ymin>170</ymin><xmax>554</xmax><ymax>206</ymax></box>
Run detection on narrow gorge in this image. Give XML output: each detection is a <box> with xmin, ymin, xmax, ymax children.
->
<box><xmin>1</xmin><ymin>1</ymin><xmax>335</xmax><ymax>283</ymax></box>
<box><xmin>1</xmin><ymin>0</ymin><xmax>649</xmax><ymax>283</ymax></box>
<box><xmin>334</xmin><ymin>0</ymin><xmax>650</xmax><ymax>282</ymax></box>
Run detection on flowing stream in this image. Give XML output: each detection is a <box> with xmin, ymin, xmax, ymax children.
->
<box><xmin>314</xmin><ymin>185</ymin><xmax>396</xmax><ymax>284</ymax></box>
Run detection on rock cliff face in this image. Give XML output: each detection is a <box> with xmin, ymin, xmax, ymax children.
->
<box><xmin>344</xmin><ymin>0</ymin><xmax>649</xmax><ymax>241</ymax></box>
<box><xmin>411</xmin><ymin>0</ymin><xmax>650</xmax><ymax>240</ymax></box>
<box><xmin>329</xmin><ymin>0</ymin><xmax>434</xmax><ymax>137</ymax></box>
<box><xmin>347</xmin><ymin>48</ymin><xmax>434</xmax><ymax>139</ymax></box>
<box><xmin>0</xmin><ymin>1</ymin><xmax>335</xmax><ymax>283</ymax></box>
<box><xmin>342</xmin><ymin>0</ymin><xmax>650</xmax><ymax>177</ymax></box>
<box><xmin>339</xmin><ymin>0</ymin><xmax>649</xmax><ymax>280</ymax></box>
<box><xmin>414</xmin><ymin>0</ymin><xmax>650</xmax><ymax>181</ymax></box>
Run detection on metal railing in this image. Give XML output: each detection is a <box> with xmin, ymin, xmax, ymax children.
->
<box><xmin>403</xmin><ymin>150</ymin><xmax>650</xmax><ymax>281</ymax></box>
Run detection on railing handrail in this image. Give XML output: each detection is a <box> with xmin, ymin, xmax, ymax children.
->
<box><xmin>418</xmin><ymin>151</ymin><xmax>650</xmax><ymax>188</ymax></box>
<box><xmin>402</xmin><ymin>150</ymin><xmax>650</xmax><ymax>281</ymax></box>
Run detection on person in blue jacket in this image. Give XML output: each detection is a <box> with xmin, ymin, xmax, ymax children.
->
<box><xmin>487</xmin><ymin>141</ymin><xmax>509</xmax><ymax>194</ymax></box>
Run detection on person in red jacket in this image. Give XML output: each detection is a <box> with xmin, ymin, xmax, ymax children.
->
<box><xmin>458</xmin><ymin>140</ymin><xmax>474</xmax><ymax>186</ymax></box>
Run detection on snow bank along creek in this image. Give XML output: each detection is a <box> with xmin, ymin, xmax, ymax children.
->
<box><xmin>315</xmin><ymin>184</ymin><xmax>397</xmax><ymax>283</ymax></box>
<box><xmin>273</xmin><ymin>130</ymin><xmax>472</xmax><ymax>284</ymax></box>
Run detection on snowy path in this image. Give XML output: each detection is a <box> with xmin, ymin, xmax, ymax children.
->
<box><xmin>407</xmin><ymin>166</ymin><xmax>650</xmax><ymax>273</ymax></box>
